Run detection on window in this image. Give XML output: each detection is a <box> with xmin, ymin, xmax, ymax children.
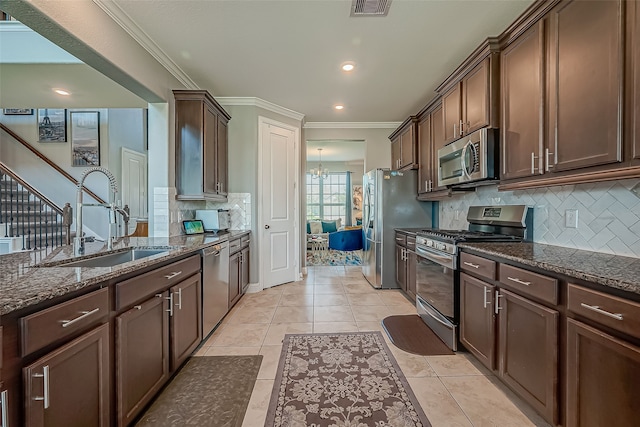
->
<box><xmin>306</xmin><ymin>172</ymin><xmax>348</xmax><ymax>223</ymax></box>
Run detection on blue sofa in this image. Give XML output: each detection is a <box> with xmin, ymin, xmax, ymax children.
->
<box><xmin>328</xmin><ymin>228</ymin><xmax>363</xmax><ymax>251</ymax></box>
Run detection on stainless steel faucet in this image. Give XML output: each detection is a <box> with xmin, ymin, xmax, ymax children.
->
<box><xmin>73</xmin><ymin>166</ymin><xmax>123</xmax><ymax>256</ymax></box>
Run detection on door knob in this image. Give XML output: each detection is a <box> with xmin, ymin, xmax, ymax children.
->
<box><xmin>264</xmin><ymin>225</ymin><xmax>270</xmax><ymax>229</ymax></box>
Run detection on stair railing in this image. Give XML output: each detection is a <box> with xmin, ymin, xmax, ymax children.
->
<box><xmin>0</xmin><ymin>162</ymin><xmax>71</xmax><ymax>250</ymax></box>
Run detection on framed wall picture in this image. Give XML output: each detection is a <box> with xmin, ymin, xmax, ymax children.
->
<box><xmin>70</xmin><ymin>111</ymin><xmax>100</xmax><ymax>166</ymax></box>
<box><xmin>3</xmin><ymin>108</ymin><xmax>33</xmax><ymax>115</ymax></box>
<box><xmin>38</xmin><ymin>109</ymin><xmax>67</xmax><ymax>142</ymax></box>
<box><xmin>352</xmin><ymin>185</ymin><xmax>363</xmax><ymax>211</ymax></box>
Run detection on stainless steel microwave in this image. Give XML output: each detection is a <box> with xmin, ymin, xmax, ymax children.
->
<box><xmin>437</xmin><ymin>128</ymin><xmax>498</xmax><ymax>187</ymax></box>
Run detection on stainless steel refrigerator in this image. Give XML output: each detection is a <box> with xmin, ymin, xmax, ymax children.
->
<box><xmin>362</xmin><ymin>168</ymin><xmax>435</xmax><ymax>288</ymax></box>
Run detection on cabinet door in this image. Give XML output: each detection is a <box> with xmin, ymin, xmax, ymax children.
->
<box><xmin>442</xmin><ymin>83</ymin><xmax>462</xmax><ymax>144</ymax></box>
<box><xmin>170</xmin><ymin>274</ymin><xmax>202</xmax><ymax>371</ymax></box>
<box><xmin>548</xmin><ymin>0</ymin><xmax>623</xmax><ymax>172</ymax></box>
<box><xmin>430</xmin><ymin>106</ymin><xmax>447</xmax><ymax>192</ymax></box>
<box><xmin>217</xmin><ymin>116</ymin><xmax>228</xmax><ymax>196</ymax></box>
<box><xmin>24</xmin><ymin>324</ymin><xmax>110</xmax><ymax>427</ymax></box>
<box><xmin>417</xmin><ymin>114</ymin><xmax>431</xmax><ymax>194</ymax></box>
<box><xmin>630</xmin><ymin>0</ymin><xmax>640</xmax><ymax>163</ymax></box>
<box><xmin>175</xmin><ymin>100</ymin><xmax>205</xmax><ymax>197</ymax></box>
<box><xmin>241</xmin><ymin>247</ymin><xmax>250</xmax><ymax>293</ymax></box>
<box><xmin>399</xmin><ymin>124</ymin><xmax>416</xmax><ymax>169</ymax></box>
<box><xmin>116</xmin><ymin>294</ymin><xmax>169</xmax><ymax>427</ymax></box>
<box><xmin>460</xmin><ymin>273</ymin><xmax>495</xmax><ymax>370</ymax></box>
<box><xmin>462</xmin><ymin>58</ymin><xmax>489</xmax><ymax>135</ymax></box>
<box><xmin>566</xmin><ymin>319</ymin><xmax>640</xmax><ymax>427</ymax></box>
<box><xmin>501</xmin><ymin>21</ymin><xmax>545</xmax><ymax>180</ymax></box>
<box><xmin>406</xmin><ymin>250</ymin><xmax>416</xmax><ymax>300</ymax></box>
<box><xmin>229</xmin><ymin>252</ymin><xmax>241</xmax><ymax>309</ymax></box>
<box><xmin>395</xmin><ymin>245</ymin><xmax>406</xmax><ymax>292</ymax></box>
<box><xmin>391</xmin><ymin>137</ymin><xmax>401</xmax><ymax>170</ymax></box>
<box><xmin>498</xmin><ymin>289</ymin><xmax>558</xmax><ymax>425</ymax></box>
<box><xmin>203</xmin><ymin>105</ymin><xmax>218</xmax><ymax>196</ymax></box>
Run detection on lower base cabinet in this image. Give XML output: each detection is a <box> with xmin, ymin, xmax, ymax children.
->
<box><xmin>24</xmin><ymin>323</ymin><xmax>110</xmax><ymax>427</ymax></box>
<box><xmin>229</xmin><ymin>251</ymin><xmax>240</xmax><ymax>309</ymax></box>
<box><xmin>460</xmin><ymin>273</ymin><xmax>496</xmax><ymax>370</ymax></box>
<box><xmin>566</xmin><ymin>319</ymin><xmax>640</xmax><ymax>427</ymax></box>
<box><xmin>169</xmin><ymin>274</ymin><xmax>202</xmax><ymax>370</ymax></box>
<box><xmin>116</xmin><ymin>294</ymin><xmax>169</xmax><ymax>427</ymax></box>
<box><xmin>229</xmin><ymin>235</ymin><xmax>250</xmax><ymax>309</ymax></box>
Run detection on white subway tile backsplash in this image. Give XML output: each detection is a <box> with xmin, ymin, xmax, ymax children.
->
<box><xmin>440</xmin><ymin>179</ymin><xmax>640</xmax><ymax>257</ymax></box>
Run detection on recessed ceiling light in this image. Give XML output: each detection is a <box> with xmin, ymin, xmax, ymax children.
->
<box><xmin>341</xmin><ymin>62</ymin><xmax>355</xmax><ymax>72</ymax></box>
<box><xmin>334</xmin><ymin>104</ymin><xmax>345</xmax><ymax>110</ymax></box>
<box><xmin>53</xmin><ymin>88</ymin><xmax>71</xmax><ymax>96</ymax></box>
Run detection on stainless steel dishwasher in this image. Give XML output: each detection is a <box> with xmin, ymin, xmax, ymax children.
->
<box><xmin>201</xmin><ymin>241</ymin><xmax>229</xmax><ymax>338</ymax></box>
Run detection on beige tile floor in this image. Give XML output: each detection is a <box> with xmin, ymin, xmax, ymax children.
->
<box><xmin>194</xmin><ymin>265</ymin><xmax>551</xmax><ymax>427</ymax></box>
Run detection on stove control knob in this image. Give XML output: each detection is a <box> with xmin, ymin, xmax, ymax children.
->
<box><xmin>436</xmin><ymin>242</ymin><xmax>446</xmax><ymax>251</ymax></box>
<box><xmin>426</xmin><ymin>240</ymin><xmax>433</xmax><ymax>247</ymax></box>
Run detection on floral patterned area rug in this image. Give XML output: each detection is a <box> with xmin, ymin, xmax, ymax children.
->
<box><xmin>306</xmin><ymin>249</ymin><xmax>363</xmax><ymax>266</ymax></box>
<box><xmin>265</xmin><ymin>332</ymin><xmax>431</xmax><ymax>427</ymax></box>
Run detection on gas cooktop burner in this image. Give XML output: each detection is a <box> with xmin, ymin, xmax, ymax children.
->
<box><xmin>418</xmin><ymin>229</ymin><xmax>522</xmax><ymax>243</ymax></box>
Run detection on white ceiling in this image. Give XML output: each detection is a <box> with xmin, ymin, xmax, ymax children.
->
<box><xmin>109</xmin><ymin>0</ymin><xmax>533</xmax><ymax>122</ymax></box>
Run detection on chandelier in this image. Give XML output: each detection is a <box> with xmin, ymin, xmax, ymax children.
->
<box><xmin>310</xmin><ymin>148</ymin><xmax>329</xmax><ymax>179</ymax></box>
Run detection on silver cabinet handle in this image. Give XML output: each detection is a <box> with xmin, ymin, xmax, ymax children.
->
<box><xmin>531</xmin><ymin>152</ymin><xmax>536</xmax><ymax>174</ymax></box>
<box><xmin>32</xmin><ymin>365</ymin><xmax>50</xmax><ymax>409</ymax></box>
<box><xmin>155</xmin><ymin>293</ymin><xmax>163</xmax><ymax>298</ymax></box>
<box><xmin>176</xmin><ymin>288</ymin><xmax>183</xmax><ymax>310</ymax></box>
<box><xmin>61</xmin><ymin>307</ymin><xmax>100</xmax><ymax>328</ymax></box>
<box><xmin>166</xmin><ymin>292</ymin><xmax>174</xmax><ymax>317</ymax></box>
<box><xmin>495</xmin><ymin>291</ymin><xmax>503</xmax><ymax>314</ymax></box>
<box><xmin>483</xmin><ymin>286</ymin><xmax>491</xmax><ymax>309</ymax></box>
<box><xmin>459</xmin><ymin>120</ymin><xmax>464</xmax><ymax>136</ymax></box>
<box><xmin>164</xmin><ymin>271</ymin><xmax>182</xmax><ymax>280</ymax></box>
<box><xmin>580</xmin><ymin>303</ymin><xmax>623</xmax><ymax>321</ymax></box>
<box><xmin>463</xmin><ymin>261</ymin><xmax>480</xmax><ymax>269</ymax></box>
<box><xmin>453</xmin><ymin>122</ymin><xmax>457</xmax><ymax>137</ymax></box>
<box><xmin>134</xmin><ymin>305</ymin><xmax>142</xmax><ymax>310</ymax></box>
<box><xmin>507</xmin><ymin>276</ymin><xmax>531</xmax><ymax>286</ymax></box>
<box><xmin>1</xmin><ymin>390</ymin><xmax>8</xmax><ymax>427</ymax></box>
<box><xmin>545</xmin><ymin>148</ymin><xmax>554</xmax><ymax>171</ymax></box>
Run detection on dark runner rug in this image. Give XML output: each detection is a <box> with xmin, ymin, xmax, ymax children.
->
<box><xmin>265</xmin><ymin>332</ymin><xmax>431</xmax><ymax>426</ymax></box>
<box><xmin>382</xmin><ymin>315</ymin><xmax>454</xmax><ymax>356</ymax></box>
<box><xmin>136</xmin><ymin>355</ymin><xmax>262</xmax><ymax>426</ymax></box>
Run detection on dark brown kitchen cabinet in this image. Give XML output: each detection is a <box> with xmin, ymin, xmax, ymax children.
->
<box><xmin>24</xmin><ymin>323</ymin><xmax>110</xmax><ymax>427</ymax></box>
<box><xmin>229</xmin><ymin>236</ymin><xmax>250</xmax><ymax>309</ymax></box>
<box><xmin>0</xmin><ymin>383</ymin><xmax>6</xmax><ymax>427</ymax></box>
<box><xmin>174</xmin><ymin>90</ymin><xmax>231</xmax><ymax>201</ymax></box>
<box><xmin>116</xmin><ymin>293</ymin><xmax>169</xmax><ymax>427</ymax></box>
<box><xmin>229</xmin><ymin>251</ymin><xmax>240</xmax><ymax>309</ymax></box>
<box><xmin>460</xmin><ymin>273</ymin><xmax>496</xmax><ymax>370</ymax></box>
<box><xmin>498</xmin><ymin>289</ymin><xmax>558</xmax><ymax>425</ymax></box>
<box><xmin>241</xmin><ymin>246</ymin><xmax>250</xmax><ymax>292</ymax></box>
<box><xmin>395</xmin><ymin>244</ymin><xmax>407</xmax><ymax>294</ymax></box>
<box><xmin>566</xmin><ymin>319</ymin><xmax>640</xmax><ymax>427</ymax></box>
<box><xmin>169</xmin><ymin>274</ymin><xmax>202</xmax><ymax>371</ymax></box>
<box><xmin>500</xmin><ymin>20</ymin><xmax>545</xmax><ymax>180</ymax></box>
<box><xmin>417</xmin><ymin>112</ymin><xmax>432</xmax><ymax>194</ymax></box>
<box><xmin>442</xmin><ymin>58</ymin><xmax>492</xmax><ymax>144</ymax></box>
<box><xmin>547</xmin><ymin>0</ymin><xmax>623</xmax><ymax>173</ymax></box>
<box><xmin>629</xmin><ymin>0</ymin><xmax>640</xmax><ymax>163</ymax></box>
<box><xmin>394</xmin><ymin>232</ymin><xmax>416</xmax><ymax>300</ymax></box>
<box><xmin>389</xmin><ymin>117</ymin><xmax>418</xmax><ymax>171</ymax></box>
<box><xmin>430</xmin><ymin>106</ymin><xmax>447</xmax><ymax>192</ymax></box>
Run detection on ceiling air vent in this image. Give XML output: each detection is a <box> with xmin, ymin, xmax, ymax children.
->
<box><xmin>350</xmin><ymin>0</ymin><xmax>392</xmax><ymax>17</ymax></box>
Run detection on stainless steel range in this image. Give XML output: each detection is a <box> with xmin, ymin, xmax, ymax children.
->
<box><xmin>415</xmin><ymin>205</ymin><xmax>532</xmax><ymax>351</ymax></box>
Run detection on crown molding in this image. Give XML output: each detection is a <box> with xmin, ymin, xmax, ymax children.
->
<box><xmin>216</xmin><ymin>97</ymin><xmax>305</xmax><ymax>122</ymax></box>
<box><xmin>304</xmin><ymin>122</ymin><xmax>402</xmax><ymax>129</ymax></box>
<box><xmin>92</xmin><ymin>0</ymin><xmax>199</xmax><ymax>90</ymax></box>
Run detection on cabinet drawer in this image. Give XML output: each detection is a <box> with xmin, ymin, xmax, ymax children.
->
<box><xmin>460</xmin><ymin>252</ymin><xmax>496</xmax><ymax>281</ymax></box>
<box><xmin>406</xmin><ymin>235</ymin><xmax>416</xmax><ymax>250</ymax></box>
<box><xmin>116</xmin><ymin>255</ymin><xmax>200</xmax><ymax>310</ymax></box>
<box><xmin>20</xmin><ymin>287</ymin><xmax>109</xmax><ymax>357</ymax></box>
<box><xmin>498</xmin><ymin>264</ymin><xmax>558</xmax><ymax>305</ymax></box>
<box><xmin>241</xmin><ymin>235</ymin><xmax>251</xmax><ymax>248</ymax></box>
<box><xmin>229</xmin><ymin>238</ymin><xmax>242</xmax><ymax>254</ymax></box>
<box><xmin>568</xmin><ymin>284</ymin><xmax>640</xmax><ymax>340</ymax></box>
<box><xmin>395</xmin><ymin>233</ymin><xmax>407</xmax><ymax>246</ymax></box>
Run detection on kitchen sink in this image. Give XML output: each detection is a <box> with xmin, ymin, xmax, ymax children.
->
<box><xmin>40</xmin><ymin>248</ymin><xmax>171</xmax><ymax>268</ymax></box>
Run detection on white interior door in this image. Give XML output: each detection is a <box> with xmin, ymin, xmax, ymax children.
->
<box><xmin>259</xmin><ymin>117</ymin><xmax>299</xmax><ymax>288</ymax></box>
<box><xmin>121</xmin><ymin>148</ymin><xmax>147</xmax><ymax>234</ymax></box>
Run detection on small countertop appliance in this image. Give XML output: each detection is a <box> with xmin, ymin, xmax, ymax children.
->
<box><xmin>195</xmin><ymin>209</ymin><xmax>231</xmax><ymax>233</ymax></box>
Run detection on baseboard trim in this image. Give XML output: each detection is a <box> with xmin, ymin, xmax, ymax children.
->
<box><xmin>245</xmin><ymin>282</ymin><xmax>262</xmax><ymax>293</ymax></box>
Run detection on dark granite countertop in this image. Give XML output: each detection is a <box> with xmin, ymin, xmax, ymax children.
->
<box><xmin>459</xmin><ymin>242</ymin><xmax>640</xmax><ymax>296</ymax></box>
<box><xmin>0</xmin><ymin>230</ymin><xmax>251</xmax><ymax>316</ymax></box>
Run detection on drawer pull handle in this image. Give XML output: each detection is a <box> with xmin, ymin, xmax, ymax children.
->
<box><xmin>32</xmin><ymin>365</ymin><xmax>50</xmax><ymax>409</ymax></box>
<box><xmin>134</xmin><ymin>305</ymin><xmax>142</xmax><ymax>310</ymax></box>
<box><xmin>1</xmin><ymin>390</ymin><xmax>7</xmax><ymax>427</ymax></box>
<box><xmin>463</xmin><ymin>261</ymin><xmax>480</xmax><ymax>269</ymax></box>
<box><xmin>580</xmin><ymin>303</ymin><xmax>623</xmax><ymax>321</ymax></box>
<box><xmin>164</xmin><ymin>271</ymin><xmax>182</xmax><ymax>280</ymax></box>
<box><xmin>507</xmin><ymin>277</ymin><xmax>531</xmax><ymax>286</ymax></box>
<box><xmin>61</xmin><ymin>307</ymin><xmax>100</xmax><ymax>328</ymax></box>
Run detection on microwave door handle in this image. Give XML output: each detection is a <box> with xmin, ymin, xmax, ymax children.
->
<box><xmin>461</xmin><ymin>141</ymin><xmax>475</xmax><ymax>178</ymax></box>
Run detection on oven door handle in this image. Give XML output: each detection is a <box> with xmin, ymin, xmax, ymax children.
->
<box><xmin>415</xmin><ymin>246</ymin><xmax>455</xmax><ymax>269</ymax></box>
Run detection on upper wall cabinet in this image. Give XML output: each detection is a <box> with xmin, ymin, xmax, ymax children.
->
<box><xmin>174</xmin><ymin>90</ymin><xmax>231</xmax><ymax>201</ymax></box>
<box><xmin>547</xmin><ymin>0</ymin><xmax>623</xmax><ymax>172</ymax></box>
<box><xmin>389</xmin><ymin>116</ymin><xmax>418</xmax><ymax>171</ymax></box>
<box><xmin>417</xmin><ymin>100</ymin><xmax>448</xmax><ymax>199</ymax></box>
<box><xmin>438</xmin><ymin>40</ymin><xmax>500</xmax><ymax>145</ymax></box>
<box><xmin>628</xmin><ymin>0</ymin><xmax>640</xmax><ymax>165</ymax></box>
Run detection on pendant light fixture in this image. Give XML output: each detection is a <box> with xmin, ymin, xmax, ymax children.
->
<box><xmin>310</xmin><ymin>148</ymin><xmax>329</xmax><ymax>179</ymax></box>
